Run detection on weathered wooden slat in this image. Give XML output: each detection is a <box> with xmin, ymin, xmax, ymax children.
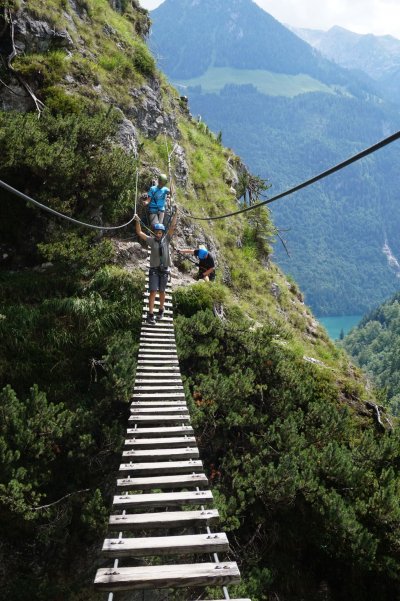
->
<box><xmin>142</xmin><ymin>309</ymin><xmax>173</xmax><ymax>316</ymax></box>
<box><xmin>113</xmin><ymin>490</ymin><xmax>213</xmax><ymax>509</ymax></box>
<box><xmin>135</xmin><ymin>371</ymin><xmax>181</xmax><ymax>378</ymax></box>
<box><xmin>128</xmin><ymin>414</ymin><xmax>189</xmax><ymax>424</ymax></box>
<box><xmin>129</xmin><ymin>406</ymin><xmax>188</xmax><ymax>414</ymax></box>
<box><xmin>122</xmin><ymin>447</ymin><xmax>199</xmax><ymax>461</ymax></box>
<box><xmin>137</xmin><ymin>359</ymin><xmax>179</xmax><ymax>365</ymax></box>
<box><xmin>139</xmin><ymin>341</ymin><xmax>176</xmax><ymax>347</ymax></box>
<box><xmin>143</xmin><ymin>299</ymin><xmax>173</xmax><ymax>307</ymax></box>
<box><xmin>140</xmin><ymin>330</ymin><xmax>174</xmax><ymax>335</ymax></box>
<box><xmin>138</xmin><ymin>348</ymin><xmax>177</xmax><ymax>355</ymax></box>
<box><xmin>119</xmin><ymin>459</ymin><xmax>202</xmax><ymax>475</ymax></box>
<box><xmin>134</xmin><ymin>378</ymin><xmax>183</xmax><ymax>385</ymax></box>
<box><xmin>102</xmin><ymin>532</ymin><xmax>229</xmax><ymax>557</ymax></box>
<box><xmin>109</xmin><ymin>508</ymin><xmax>218</xmax><ymax>531</ymax></box>
<box><xmin>132</xmin><ymin>387</ymin><xmax>184</xmax><ymax>394</ymax></box>
<box><xmin>94</xmin><ymin>562</ymin><xmax>241</xmax><ymax>592</ymax></box>
<box><xmin>141</xmin><ymin>325</ymin><xmax>174</xmax><ymax>331</ymax></box>
<box><xmin>135</xmin><ymin>366</ymin><xmax>180</xmax><ymax>372</ymax></box>
<box><xmin>116</xmin><ymin>473</ymin><xmax>208</xmax><ymax>490</ymax></box>
<box><xmin>132</xmin><ymin>388</ymin><xmax>184</xmax><ymax>394</ymax></box>
<box><xmin>124</xmin><ymin>436</ymin><xmax>196</xmax><ymax>448</ymax></box>
<box><xmin>131</xmin><ymin>400</ymin><xmax>185</xmax><ymax>407</ymax></box>
<box><xmin>125</xmin><ymin>425</ymin><xmax>194</xmax><ymax>437</ymax></box>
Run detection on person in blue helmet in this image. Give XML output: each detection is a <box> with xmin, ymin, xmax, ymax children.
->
<box><xmin>178</xmin><ymin>245</ymin><xmax>216</xmax><ymax>282</ymax></box>
<box><xmin>134</xmin><ymin>210</ymin><xmax>178</xmax><ymax>324</ymax></box>
<box><xmin>144</xmin><ymin>173</ymin><xmax>170</xmax><ymax>226</ymax></box>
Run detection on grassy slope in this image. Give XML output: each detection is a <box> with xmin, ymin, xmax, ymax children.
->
<box><xmin>175</xmin><ymin>66</ymin><xmax>336</xmax><ymax>96</ymax></box>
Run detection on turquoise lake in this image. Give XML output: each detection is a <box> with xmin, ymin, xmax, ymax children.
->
<box><xmin>318</xmin><ymin>315</ymin><xmax>363</xmax><ymax>340</ymax></box>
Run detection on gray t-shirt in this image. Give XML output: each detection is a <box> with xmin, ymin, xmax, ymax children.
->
<box><xmin>146</xmin><ymin>234</ymin><xmax>171</xmax><ymax>269</ymax></box>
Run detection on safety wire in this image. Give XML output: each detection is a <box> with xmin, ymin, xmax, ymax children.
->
<box><xmin>186</xmin><ymin>129</ymin><xmax>400</xmax><ymax>222</ymax></box>
<box><xmin>0</xmin><ymin>178</ymin><xmax>138</xmax><ymax>231</ymax></box>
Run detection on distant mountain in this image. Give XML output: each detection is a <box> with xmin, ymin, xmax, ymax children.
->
<box><xmin>293</xmin><ymin>25</ymin><xmax>400</xmax><ymax>102</ymax></box>
<box><xmin>151</xmin><ymin>0</ymin><xmax>376</xmax><ymax>94</ymax></box>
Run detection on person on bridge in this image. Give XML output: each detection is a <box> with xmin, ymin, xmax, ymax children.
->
<box><xmin>178</xmin><ymin>245</ymin><xmax>216</xmax><ymax>282</ymax></box>
<box><xmin>143</xmin><ymin>173</ymin><xmax>171</xmax><ymax>226</ymax></box>
<box><xmin>134</xmin><ymin>209</ymin><xmax>178</xmax><ymax>324</ymax></box>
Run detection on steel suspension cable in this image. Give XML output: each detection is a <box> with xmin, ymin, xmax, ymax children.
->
<box><xmin>0</xmin><ymin>178</ymin><xmax>137</xmax><ymax>231</ymax></box>
<box><xmin>187</xmin><ymin>130</ymin><xmax>400</xmax><ymax>221</ymax></box>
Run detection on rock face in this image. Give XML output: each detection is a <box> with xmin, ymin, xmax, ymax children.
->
<box><xmin>128</xmin><ymin>81</ymin><xmax>180</xmax><ymax>140</ymax></box>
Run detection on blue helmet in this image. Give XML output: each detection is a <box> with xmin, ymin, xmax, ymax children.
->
<box><xmin>198</xmin><ymin>248</ymin><xmax>208</xmax><ymax>259</ymax></box>
<box><xmin>154</xmin><ymin>223</ymin><xmax>166</xmax><ymax>231</ymax></box>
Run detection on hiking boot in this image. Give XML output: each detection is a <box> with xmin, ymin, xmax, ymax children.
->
<box><xmin>156</xmin><ymin>308</ymin><xmax>164</xmax><ymax>321</ymax></box>
<box><xmin>146</xmin><ymin>313</ymin><xmax>156</xmax><ymax>325</ymax></box>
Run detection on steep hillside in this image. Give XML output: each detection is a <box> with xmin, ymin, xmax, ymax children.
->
<box><xmin>1</xmin><ymin>2</ymin><xmax>400</xmax><ymax>601</ymax></box>
<box><xmin>150</xmin><ymin>0</ymin><xmax>400</xmax><ymax>316</ymax></box>
<box><xmin>342</xmin><ymin>291</ymin><xmax>400</xmax><ymax>415</ymax></box>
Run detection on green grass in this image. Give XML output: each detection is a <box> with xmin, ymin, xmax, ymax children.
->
<box><xmin>175</xmin><ymin>67</ymin><xmax>336</xmax><ymax>97</ymax></box>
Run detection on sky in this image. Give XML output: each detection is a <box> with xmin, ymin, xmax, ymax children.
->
<box><xmin>139</xmin><ymin>0</ymin><xmax>400</xmax><ymax>39</ymax></box>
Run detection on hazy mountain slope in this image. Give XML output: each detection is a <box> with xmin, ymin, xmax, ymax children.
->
<box><xmin>151</xmin><ymin>0</ymin><xmax>372</xmax><ymax>93</ymax></box>
<box><xmin>294</xmin><ymin>25</ymin><xmax>400</xmax><ymax>103</ymax></box>
<box><xmin>150</xmin><ymin>0</ymin><xmax>400</xmax><ymax>316</ymax></box>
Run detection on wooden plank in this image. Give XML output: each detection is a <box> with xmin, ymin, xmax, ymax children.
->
<box><xmin>137</xmin><ymin>359</ymin><xmax>179</xmax><ymax>365</ymax></box>
<box><xmin>116</xmin><ymin>473</ymin><xmax>208</xmax><ymax>490</ymax></box>
<box><xmin>143</xmin><ymin>300</ymin><xmax>173</xmax><ymax>307</ymax></box>
<box><xmin>119</xmin><ymin>459</ymin><xmax>202</xmax><ymax>475</ymax></box>
<box><xmin>134</xmin><ymin>379</ymin><xmax>183</xmax><ymax>385</ymax></box>
<box><xmin>129</xmin><ymin>406</ymin><xmax>188</xmax><ymax>414</ymax></box>
<box><xmin>141</xmin><ymin>325</ymin><xmax>174</xmax><ymax>331</ymax></box>
<box><xmin>102</xmin><ymin>532</ymin><xmax>229</xmax><ymax>557</ymax></box>
<box><xmin>128</xmin><ymin>415</ymin><xmax>190</xmax><ymax>424</ymax></box>
<box><xmin>135</xmin><ymin>366</ymin><xmax>180</xmax><ymax>371</ymax></box>
<box><xmin>131</xmin><ymin>400</ymin><xmax>185</xmax><ymax>407</ymax></box>
<box><xmin>140</xmin><ymin>339</ymin><xmax>176</xmax><ymax>349</ymax></box>
<box><xmin>113</xmin><ymin>490</ymin><xmax>213</xmax><ymax>508</ymax></box>
<box><xmin>126</xmin><ymin>426</ymin><xmax>194</xmax><ymax>437</ymax></box>
<box><xmin>109</xmin><ymin>508</ymin><xmax>218</xmax><ymax>531</ymax></box>
<box><xmin>131</xmin><ymin>394</ymin><xmax>186</xmax><ymax>402</ymax></box>
<box><xmin>124</xmin><ymin>436</ymin><xmax>196</xmax><ymax>448</ymax></box>
<box><xmin>94</xmin><ymin>562</ymin><xmax>241</xmax><ymax>591</ymax></box>
<box><xmin>131</xmin><ymin>390</ymin><xmax>183</xmax><ymax>398</ymax></box>
<box><xmin>122</xmin><ymin>448</ymin><xmax>199</xmax><ymax>461</ymax></box>
<box><xmin>138</xmin><ymin>349</ymin><xmax>177</xmax><ymax>355</ymax></box>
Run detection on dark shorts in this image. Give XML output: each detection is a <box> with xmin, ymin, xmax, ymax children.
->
<box><xmin>149</xmin><ymin>267</ymin><xmax>169</xmax><ymax>292</ymax></box>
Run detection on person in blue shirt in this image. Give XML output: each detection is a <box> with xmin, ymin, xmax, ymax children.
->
<box><xmin>144</xmin><ymin>173</ymin><xmax>170</xmax><ymax>226</ymax></box>
<box><xmin>178</xmin><ymin>245</ymin><xmax>216</xmax><ymax>282</ymax></box>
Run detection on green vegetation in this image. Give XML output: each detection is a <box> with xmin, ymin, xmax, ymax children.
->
<box><xmin>342</xmin><ymin>292</ymin><xmax>400</xmax><ymax>415</ymax></box>
<box><xmin>176</xmin><ymin>67</ymin><xmax>335</xmax><ymax>97</ymax></box>
<box><xmin>174</xmin><ymin>283</ymin><xmax>400</xmax><ymax>600</ymax></box>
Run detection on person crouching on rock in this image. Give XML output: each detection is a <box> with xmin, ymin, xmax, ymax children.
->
<box><xmin>178</xmin><ymin>245</ymin><xmax>216</xmax><ymax>282</ymax></box>
<box><xmin>144</xmin><ymin>173</ymin><xmax>170</xmax><ymax>226</ymax></box>
<box><xmin>135</xmin><ymin>210</ymin><xmax>178</xmax><ymax>324</ymax></box>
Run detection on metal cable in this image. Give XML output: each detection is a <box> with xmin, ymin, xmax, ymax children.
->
<box><xmin>187</xmin><ymin>129</ymin><xmax>400</xmax><ymax>221</ymax></box>
<box><xmin>0</xmin><ymin>178</ymin><xmax>137</xmax><ymax>231</ymax></box>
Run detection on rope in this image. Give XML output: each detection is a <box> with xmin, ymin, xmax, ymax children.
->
<box><xmin>0</xmin><ymin>178</ymin><xmax>137</xmax><ymax>231</ymax></box>
<box><xmin>187</xmin><ymin>130</ymin><xmax>400</xmax><ymax>221</ymax></box>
